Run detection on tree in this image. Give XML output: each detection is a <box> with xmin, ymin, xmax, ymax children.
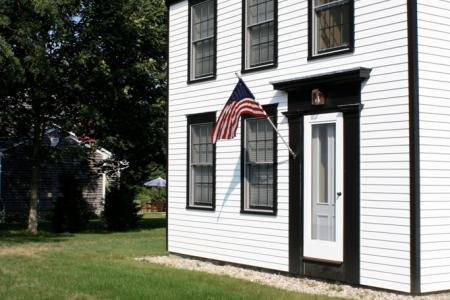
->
<box><xmin>0</xmin><ymin>0</ymin><xmax>82</xmax><ymax>234</ymax></box>
<box><xmin>0</xmin><ymin>0</ymin><xmax>167</xmax><ymax>233</ymax></box>
<box><xmin>73</xmin><ymin>0</ymin><xmax>167</xmax><ymax>185</ymax></box>
<box><xmin>103</xmin><ymin>183</ymin><xmax>140</xmax><ymax>231</ymax></box>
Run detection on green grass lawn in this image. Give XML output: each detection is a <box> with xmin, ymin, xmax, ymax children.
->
<box><xmin>0</xmin><ymin>213</ymin><xmax>339</xmax><ymax>300</ymax></box>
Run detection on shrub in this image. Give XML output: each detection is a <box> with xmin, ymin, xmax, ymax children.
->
<box><xmin>52</xmin><ymin>173</ymin><xmax>91</xmax><ymax>232</ymax></box>
<box><xmin>103</xmin><ymin>184</ymin><xmax>141</xmax><ymax>231</ymax></box>
<box><xmin>0</xmin><ymin>204</ymin><xmax>5</xmax><ymax>224</ymax></box>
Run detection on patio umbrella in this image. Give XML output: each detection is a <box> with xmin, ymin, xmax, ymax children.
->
<box><xmin>144</xmin><ymin>177</ymin><xmax>166</xmax><ymax>187</ymax></box>
<box><xmin>143</xmin><ymin>177</ymin><xmax>166</xmax><ymax>212</ymax></box>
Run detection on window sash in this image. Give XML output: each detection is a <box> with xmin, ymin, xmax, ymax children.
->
<box><xmin>189</xmin><ymin>123</ymin><xmax>214</xmax><ymax>207</ymax></box>
<box><xmin>312</xmin><ymin>0</ymin><xmax>350</xmax><ymax>54</ymax></box>
<box><xmin>244</xmin><ymin>117</ymin><xmax>275</xmax><ymax>211</ymax></box>
<box><xmin>192</xmin><ymin>38</ymin><xmax>214</xmax><ymax>78</ymax></box>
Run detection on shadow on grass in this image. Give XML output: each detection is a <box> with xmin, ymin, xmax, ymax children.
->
<box><xmin>0</xmin><ymin>221</ymin><xmax>71</xmax><ymax>245</ymax></box>
<box><xmin>0</xmin><ymin>214</ymin><xmax>166</xmax><ymax>245</ymax></box>
<box><xmin>82</xmin><ymin>215</ymin><xmax>166</xmax><ymax>234</ymax></box>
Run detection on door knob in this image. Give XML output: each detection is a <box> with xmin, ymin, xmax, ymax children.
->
<box><xmin>337</xmin><ymin>192</ymin><xmax>342</xmax><ymax>197</ymax></box>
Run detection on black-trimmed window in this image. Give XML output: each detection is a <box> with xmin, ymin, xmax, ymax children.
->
<box><xmin>309</xmin><ymin>0</ymin><xmax>354</xmax><ymax>59</ymax></box>
<box><xmin>187</xmin><ymin>112</ymin><xmax>216</xmax><ymax>210</ymax></box>
<box><xmin>242</xmin><ymin>0</ymin><xmax>277</xmax><ymax>72</ymax></box>
<box><xmin>241</xmin><ymin>105</ymin><xmax>277</xmax><ymax>214</ymax></box>
<box><xmin>188</xmin><ymin>0</ymin><xmax>217</xmax><ymax>82</ymax></box>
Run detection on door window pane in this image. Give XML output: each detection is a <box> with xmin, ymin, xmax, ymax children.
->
<box><xmin>311</xmin><ymin>123</ymin><xmax>336</xmax><ymax>241</ymax></box>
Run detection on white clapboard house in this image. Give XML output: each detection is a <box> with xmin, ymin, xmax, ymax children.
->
<box><xmin>166</xmin><ymin>0</ymin><xmax>450</xmax><ymax>294</ymax></box>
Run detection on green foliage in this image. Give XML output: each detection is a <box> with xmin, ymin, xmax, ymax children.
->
<box><xmin>52</xmin><ymin>173</ymin><xmax>91</xmax><ymax>232</ymax></box>
<box><xmin>0</xmin><ymin>0</ymin><xmax>167</xmax><ymax>178</ymax></box>
<box><xmin>0</xmin><ymin>0</ymin><xmax>82</xmax><ymax>134</ymax></box>
<box><xmin>73</xmin><ymin>0</ymin><xmax>167</xmax><ymax>184</ymax></box>
<box><xmin>135</xmin><ymin>185</ymin><xmax>166</xmax><ymax>207</ymax></box>
<box><xmin>0</xmin><ymin>0</ymin><xmax>167</xmax><ymax>232</ymax></box>
<box><xmin>103</xmin><ymin>183</ymin><xmax>141</xmax><ymax>231</ymax></box>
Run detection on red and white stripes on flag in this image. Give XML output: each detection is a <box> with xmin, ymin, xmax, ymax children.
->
<box><xmin>210</xmin><ymin>79</ymin><xmax>267</xmax><ymax>144</ymax></box>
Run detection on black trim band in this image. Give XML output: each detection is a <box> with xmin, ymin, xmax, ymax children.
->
<box><xmin>271</xmin><ymin>67</ymin><xmax>371</xmax><ymax>92</ymax></box>
<box><xmin>280</xmin><ymin>68</ymin><xmax>369</xmax><ymax>285</ymax></box>
<box><xmin>408</xmin><ymin>0</ymin><xmax>420</xmax><ymax>295</ymax></box>
<box><xmin>165</xmin><ymin>1</ymin><xmax>170</xmax><ymax>252</ymax></box>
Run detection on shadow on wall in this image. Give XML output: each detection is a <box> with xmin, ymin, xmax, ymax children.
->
<box><xmin>216</xmin><ymin>150</ymin><xmax>241</xmax><ymax>222</ymax></box>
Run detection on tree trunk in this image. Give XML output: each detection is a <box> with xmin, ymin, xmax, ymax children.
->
<box><xmin>27</xmin><ymin>121</ymin><xmax>42</xmax><ymax>235</ymax></box>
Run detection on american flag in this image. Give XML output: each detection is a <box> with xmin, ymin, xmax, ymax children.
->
<box><xmin>210</xmin><ymin>78</ymin><xmax>267</xmax><ymax>144</ymax></box>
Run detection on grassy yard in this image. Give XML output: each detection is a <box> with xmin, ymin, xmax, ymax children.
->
<box><xmin>0</xmin><ymin>213</ymin><xmax>339</xmax><ymax>300</ymax></box>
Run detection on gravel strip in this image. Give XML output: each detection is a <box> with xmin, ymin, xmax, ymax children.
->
<box><xmin>136</xmin><ymin>255</ymin><xmax>450</xmax><ymax>300</ymax></box>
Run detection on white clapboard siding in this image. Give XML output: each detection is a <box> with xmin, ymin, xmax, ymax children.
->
<box><xmin>418</xmin><ymin>0</ymin><xmax>450</xmax><ymax>293</ymax></box>
<box><xmin>168</xmin><ymin>0</ymin><xmax>410</xmax><ymax>291</ymax></box>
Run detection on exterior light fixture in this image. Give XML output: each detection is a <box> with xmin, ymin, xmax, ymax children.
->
<box><xmin>311</xmin><ymin>88</ymin><xmax>326</xmax><ymax>106</ymax></box>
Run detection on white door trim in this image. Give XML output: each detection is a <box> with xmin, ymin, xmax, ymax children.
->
<box><xmin>303</xmin><ymin>112</ymin><xmax>344</xmax><ymax>262</ymax></box>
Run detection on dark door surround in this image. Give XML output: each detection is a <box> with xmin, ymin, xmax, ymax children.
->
<box><xmin>272</xmin><ymin>67</ymin><xmax>371</xmax><ymax>284</ymax></box>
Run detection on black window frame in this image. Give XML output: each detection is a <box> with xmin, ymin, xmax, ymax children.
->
<box><xmin>241</xmin><ymin>0</ymin><xmax>278</xmax><ymax>74</ymax></box>
<box><xmin>186</xmin><ymin>112</ymin><xmax>216</xmax><ymax>210</ymax></box>
<box><xmin>241</xmin><ymin>104</ymin><xmax>278</xmax><ymax>215</ymax></box>
<box><xmin>308</xmin><ymin>0</ymin><xmax>354</xmax><ymax>60</ymax></box>
<box><xmin>188</xmin><ymin>0</ymin><xmax>217</xmax><ymax>84</ymax></box>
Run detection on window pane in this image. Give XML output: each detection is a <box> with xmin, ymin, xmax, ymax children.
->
<box><xmin>248</xmin><ymin>0</ymin><xmax>258</xmax><ymax>25</ymax></box>
<box><xmin>315</xmin><ymin>1</ymin><xmax>349</xmax><ymax>52</ymax></box>
<box><xmin>245</xmin><ymin>116</ymin><xmax>275</xmax><ymax>210</ymax></box>
<box><xmin>246</xmin><ymin>0</ymin><xmax>274</xmax><ymax>68</ymax></box>
<box><xmin>190</xmin><ymin>123</ymin><xmax>214</xmax><ymax>206</ymax></box>
<box><xmin>257</xmin><ymin>2</ymin><xmax>266</xmax><ymax>23</ymax></box>
<box><xmin>250</xmin><ymin>44</ymin><xmax>260</xmax><ymax>67</ymax></box>
<box><xmin>266</xmin><ymin>0</ymin><xmax>274</xmax><ymax>20</ymax></box>
<box><xmin>247</xmin><ymin>141</ymin><xmax>256</xmax><ymax>163</ymax></box>
<box><xmin>191</xmin><ymin>0</ymin><xmax>215</xmax><ymax>79</ymax></box>
<box><xmin>194</xmin><ymin>182</ymin><xmax>202</xmax><ymax>203</ymax></box>
<box><xmin>265</xmin><ymin>140</ymin><xmax>273</xmax><ymax>162</ymax></box>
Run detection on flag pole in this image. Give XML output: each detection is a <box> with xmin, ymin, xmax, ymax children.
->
<box><xmin>234</xmin><ymin>72</ymin><xmax>297</xmax><ymax>159</ymax></box>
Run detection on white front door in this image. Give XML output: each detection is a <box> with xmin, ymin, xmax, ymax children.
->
<box><xmin>304</xmin><ymin>112</ymin><xmax>344</xmax><ymax>262</ymax></box>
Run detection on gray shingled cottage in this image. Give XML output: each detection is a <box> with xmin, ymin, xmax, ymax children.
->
<box><xmin>0</xmin><ymin>129</ymin><xmax>111</xmax><ymax>219</ymax></box>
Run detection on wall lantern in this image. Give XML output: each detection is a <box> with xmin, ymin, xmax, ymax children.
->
<box><xmin>311</xmin><ymin>88</ymin><xmax>326</xmax><ymax>106</ymax></box>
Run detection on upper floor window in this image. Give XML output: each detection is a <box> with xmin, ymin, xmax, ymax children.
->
<box><xmin>187</xmin><ymin>112</ymin><xmax>216</xmax><ymax>210</ymax></box>
<box><xmin>189</xmin><ymin>0</ymin><xmax>216</xmax><ymax>82</ymax></box>
<box><xmin>243</xmin><ymin>0</ymin><xmax>277</xmax><ymax>72</ymax></box>
<box><xmin>309</xmin><ymin>0</ymin><xmax>354</xmax><ymax>58</ymax></box>
<box><xmin>241</xmin><ymin>105</ymin><xmax>277</xmax><ymax>214</ymax></box>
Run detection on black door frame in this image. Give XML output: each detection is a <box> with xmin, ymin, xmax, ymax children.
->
<box><xmin>273</xmin><ymin>67</ymin><xmax>371</xmax><ymax>284</ymax></box>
